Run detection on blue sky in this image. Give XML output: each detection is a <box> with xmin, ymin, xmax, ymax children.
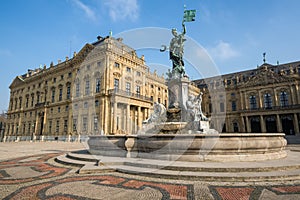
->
<box><xmin>1</xmin><ymin>0</ymin><xmax>300</xmax><ymax>112</ymax></box>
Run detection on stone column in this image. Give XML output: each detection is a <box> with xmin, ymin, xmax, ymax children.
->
<box><xmin>104</xmin><ymin>97</ymin><xmax>110</xmax><ymax>135</ymax></box>
<box><xmin>273</xmin><ymin>88</ymin><xmax>278</xmax><ymax>106</ymax></box>
<box><xmin>241</xmin><ymin>116</ymin><xmax>246</xmax><ymax>132</ymax></box>
<box><xmin>290</xmin><ymin>86</ymin><xmax>296</xmax><ymax>105</ymax></box>
<box><xmin>260</xmin><ymin>115</ymin><xmax>266</xmax><ymax>133</ymax></box>
<box><xmin>295</xmin><ymin>85</ymin><xmax>300</xmax><ymax>104</ymax></box>
<box><xmin>137</xmin><ymin>106</ymin><xmax>141</xmax><ymax>131</ymax></box>
<box><xmin>68</xmin><ymin>107</ymin><xmax>72</xmax><ymax>135</ymax></box>
<box><xmin>244</xmin><ymin>92</ymin><xmax>248</xmax><ymax>110</ymax></box>
<box><xmin>240</xmin><ymin>92</ymin><xmax>244</xmax><ymax>110</ymax></box>
<box><xmin>245</xmin><ymin>116</ymin><xmax>251</xmax><ymax>133</ymax></box>
<box><xmin>100</xmin><ymin>97</ymin><xmax>105</xmax><ymax>133</ymax></box>
<box><xmin>113</xmin><ymin>102</ymin><xmax>117</xmax><ymax>133</ymax></box>
<box><xmin>276</xmin><ymin>114</ymin><xmax>283</xmax><ymax>133</ymax></box>
<box><xmin>126</xmin><ymin>104</ymin><xmax>131</xmax><ymax>135</ymax></box>
<box><xmin>258</xmin><ymin>91</ymin><xmax>263</xmax><ymax>108</ymax></box>
<box><xmin>294</xmin><ymin>113</ymin><xmax>300</xmax><ymax>135</ymax></box>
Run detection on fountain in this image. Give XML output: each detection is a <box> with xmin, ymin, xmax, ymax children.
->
<box><xmin>88</xmin><ymin>9</ymin><xmax>287</xmax><ymax>162</ymax></box>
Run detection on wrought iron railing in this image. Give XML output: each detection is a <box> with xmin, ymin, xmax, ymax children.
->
<box><xmin>108</xmin><ymin>89</ymin><xmax>152</xmax><ymax>101</ymax></box>
<box><xmin>241</xmin><ymin>104</ymin><xmax>300</xmax><ymax>112</ymax></box>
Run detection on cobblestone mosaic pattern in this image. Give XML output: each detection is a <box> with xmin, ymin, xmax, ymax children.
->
<box><xmin>1</xmin><ymin>152</ymin><xmax>300</xmax><ymax>200</ymax></box>
<box><xmin>209</xmin><ymin>185</ymin><xmax>300</xmax><ymax>200</ymax></box>
<box><xmin>0</xmin><ymin>153</ymin><xmax>70</xmax><ymax>184</ymax></box>
<box><xmin>5</xmin><ymin>175</ymin><xmax>193</xmax><ymax>200</ymax></box>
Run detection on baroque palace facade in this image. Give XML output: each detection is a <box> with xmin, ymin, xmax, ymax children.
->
<box><xmin>3</xmin><ymin>35</ymin><xmax>300</xmax><ymax>141</ymax></box>
<box><xmin>194</xmin><ymin>61</ymin><xmax>300</xmax><ymax>135</ymax></box>
<box><xmin>4</xmin><ymin>36</ymin><xmax>171</xmax><ymax>141</ymax></box>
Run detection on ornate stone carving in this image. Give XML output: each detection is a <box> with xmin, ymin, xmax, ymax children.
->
<box><xmin>143</xmin><ymin>102</ymin><xmax>167</xmax><ymax>124</ymax></box>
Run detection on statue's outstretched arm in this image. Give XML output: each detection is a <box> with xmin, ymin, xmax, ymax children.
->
<box><xmin>182</xmin><ymin>21</ymin><xmax>186</xmax><ymax>35</ymax></box>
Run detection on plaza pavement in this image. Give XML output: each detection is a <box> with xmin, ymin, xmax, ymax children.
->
<box><xmin>0</xmin><ymin>140</ymin><xmax>300</xmax><ymax>200</ymax></box>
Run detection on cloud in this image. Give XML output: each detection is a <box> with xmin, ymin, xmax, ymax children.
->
<box><xmin>72</xmin><ymin>0</ymin><xmax>96</xmax><ymax>21</ymax></box>
<box><xmin>208</xmin><ymin>40</ymin><xmax>239</xmax><ymax>60</ymax></box>
<box><xmin>104</xmin><ymin>0</ymin><xmax>139</xmax><ymax>22</ymax></box>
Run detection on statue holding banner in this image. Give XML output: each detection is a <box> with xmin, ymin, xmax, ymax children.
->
<box><xmin>161</xmin><ymin>8</ymin><xmax>196</xmax><ymax>78</ymax></box>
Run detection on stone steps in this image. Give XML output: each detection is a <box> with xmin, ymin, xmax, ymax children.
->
<box><xmin>55</xmin><ymin>151</ymin><xmax>300</xmax><ymax>182</ymax></box>
<box><xmin>114</xmin><ymin>164</ymin><xmax>300</xmax><ymax>182</ymax></box>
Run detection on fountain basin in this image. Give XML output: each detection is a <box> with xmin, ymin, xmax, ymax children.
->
<box><xmin>88</xmin><ymin>133</ymin><xmax>287</xmax><ymax>162</ymax></box>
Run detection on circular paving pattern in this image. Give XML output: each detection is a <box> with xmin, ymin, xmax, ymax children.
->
<box><xmin>0</xmin><ymin>153</ymin><xmax>70</xmax><ymax>184</ymax></box>
<box><xmin>1</xmin><ymin>151</ymin><xmax>300</xmax><ymax>199</ymax></box>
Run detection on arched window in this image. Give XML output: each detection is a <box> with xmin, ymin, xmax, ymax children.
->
<box><xmin>249</xmin><ymin>95</ymin><xmax>257</xmax><ymax>109</ymax></box>
<box><xmin>280</xmin><ymin>91</ymin><xmax>289</xmax><ymax>107</ymax></box>
<box><xmin>264</xmin><ymin>93</ymin><xmax>272</xmax><ymax>109</ymax></box>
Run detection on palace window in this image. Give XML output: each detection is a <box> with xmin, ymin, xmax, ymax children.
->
<box><xmin>73</xmin><ymin>119</ymin><xmax>77</xmax><ymax>131</ymax></box>
<box><xmin>85</xmin><ymin>79</ymin><xmax>90</xmax><ymax>95</ymax></box>
<box><xmin>25</xmin><ymin>97</ymin><xmax>29</xmax><ymax>108</ymax></box>
<box><xmin>249</xmin><ymin>95</ymin><xmax>257</xmax><ymax>109</ymax></box>
<box><xmin>95</xmin><ymin>100</ymin><xmax>99</xmax><ymax>107</ymax></box>
<box><xmin>59</xmin><ymin>88</ymin><xmax>63</xmax><ymax>101</ymax></box>
<box><xmin>28</xmin><ymin>123</ymin><xmax>31</xmax><ymax>134</ymax></box>
<box><xmin>51</xmin><ymin>90</ymin><xmax>55</xmax><ymax>103</ymax></box>
<box><xmin>232</xmin><ymin>101</ymin><xmax>237</xmax><ymax>111</ymax></box>
<box><xmin>220</xmin><ymin>102</ymin><xmax>225</xmax><ymax>112</ymax></box>
<box><xmin>56</xmin><ymin>120</ymin><xmax>60</xmax><ymax>133</ymax></box>
<box><xmin>84</xmin><ymin>102</ymin><xmax>88</xmax><ymax>109</ymax></box>
<box><xmin>64</xmin><ymin>120</ymin><xmax>68</xmax><ymax>132</ymax></box>
<box><xmin>136</xmin><ymin>71</ymin><xmax>141</xmax><ymax>76</ymax></box>
<box><xmin>126</xmin><ymin>67</ymin><xmax>131</xmax><ymax>72</ymax></box>
<box><xmin>49</xmin><ymin>121</ymin><xmax>52</xmax><ymax>133</ymax></box>
<box><xmin>19</xmin><ymin>97</ymin><xmax>22</xmax><ymax>108</ymax></box>
<box><xmin>114</xmin><ymin>79</ymin><xmax>119</xmax><ymax>91</ymax></box>
<box><xmin>95</xmin><ymin>78</ymin><xmax>101</xmax><ymax>93</ymax></box>
<box><xmin>67</xmin><ymin>85</ymin><xmax>71</xmax><ymax>99</ymax></box>
<box><xmin>264</xmin><ymin>93</ymin><xmax>272</xmax><ymax>109</ymax></box>
<box><xmin>31</xmin><ymin>95</ymin><xmax>34</xmax><ymax>107</ymax></box>
<box><xmin>82</xmin><ymin>117</ymin><xmax>88</xmax><ymax>131</ymax></box>
<box><xmin>136</xmin><ymin>85</ymin><xmax>140</xmax><ymax>96</ymax></box>
<box><xmin>126</xmin><ymin>82</ymin><xmax>131</xmax><ymax>95</ymax></box>
<box><xmin>75</xmin><ymin>82</ymin><xmax>80</xmax><ymax>97</ymax></box>
<box><xmin>280</xmin><ymin>91</ymin><xmax>289</xmax><ymax>107</ymax></box>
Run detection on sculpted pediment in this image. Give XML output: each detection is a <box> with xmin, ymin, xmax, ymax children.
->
<box><xmin>125</xmin><ymin>76</ymin><xmax>132</xmax><ymax>81</ymax></box>
<box><xmin>135</xmin><ymin>80</ymin><xmax>143</xmax><ymax>85</ymax></box>
<box><xmin>113</xmin><ymin>72</ymin><xmax>121</xmax><ymax>78</ymax></box>
<box><xmin>72</xmin><ymin>43</ymin><xmax>95</xmax><ymax>65</ymax></box>
<box><xmin>242</xmin><ymin>65</ymin><xmax>290</xmax><ymax>87</ymax></box>
<box><xmin>9</xmin><ymin>76</ymin><xmax>24</xmax><ymax>89</ymax></box>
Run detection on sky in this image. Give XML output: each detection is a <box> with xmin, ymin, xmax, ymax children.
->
<box><xmin>1</xmin><ymin>0</ymin><xmax>300</xmax><ymax>112</ymax></box>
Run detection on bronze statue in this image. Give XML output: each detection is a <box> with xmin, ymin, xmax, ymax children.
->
<box><xmin>169</xmin><ymin>22</ymin><xmax>186</xmax><ymax>76</ymax></box>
